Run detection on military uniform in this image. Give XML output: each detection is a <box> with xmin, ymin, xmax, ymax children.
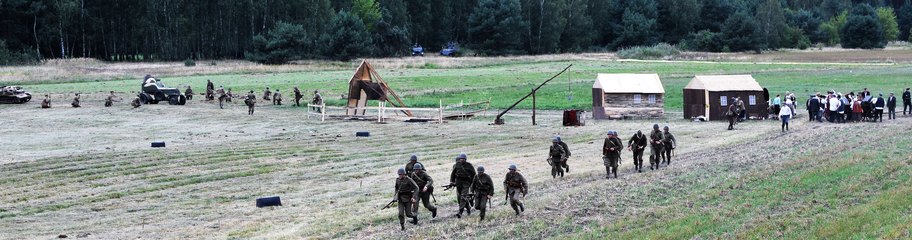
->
<box><xmin>41</xmin><ymin>96</ymin><xmax>51</xmax><ymax>108</ymax></box>
<box><xmin>71</xmin><ymin>94</ymin><xmax>81</xmax><ymax>108</ymax></box>
<box><xmin>263</xmin><ymin>88</ymin><xmax>272</xmax><ymax>101</ymax></box>
<box><xmin>105</xmin><ymin>92</ymin><xmax>117</xmax><ymax>107</ymax></box>
<box><xmin>245</xmin><ymin>92</ymin><xmax>257</xmax><ymax>115</ymax></box>
<box><xmin>311</xmin><ymin>91</ymin><xmax>323</xmax><ymax>111</ymax></box>
<box><xmin>216</xmin><ymin>88</ymin><xmax>227</xmax><ymax>109</ymax></box>
<box><xmin>503</xmin><ymin>167</ymin><xmax>528</xmax><ymax>215</ymax></box>
<box><xmin>661</xmin><ymin>129</ymin><xmax>676</xmax><ymax>165</ymax></box>
<box><xmin>409</xmin><ymin>166</ymin><xmax>437</xmax><ymax>218</ymax></box>
<box><xmin>558</xmin><ymin>140</ymin><xmax>571</xmax><ymax>173</ymax></box>
<box><xmin>394</xmin><ymin>174</ymin><xmax>419</xmax><ymax>230</ymax></box>
<box><xmin>471</xmin><ymin>169</ymin><xmax>494</xmax><ymax>221</ymax></box>
<box><xmin>293</xmin><ymin>87</ymin><xmax>303</xmax><ymax>107</ymax></box>
<box><xmin>602</xmin><ymin>133</ymin><xmax>623</xmax><ymax>178</ymax></box>
<box><xmin>726</xmin><ymin>104</ymin><xmax>737</xmax><ymax>130</ymax></box>
<box><xmin>628</xmin><ymin>131</ymin><xmax>647</xmax><ymax>172</ymax></box>
<box><xmin>549</xmin><ymin>143</ymin><xmax>567</xmax><ymax>178</ymax></box>
<box><xmin>449</xmin><ymin>156</ymin><xmax>476</xmax><ymax>217</ymax></box>
<box><xmin>185</xmin><ymin>86</ymin><xmax>193</xmax><ymax>101</ymax></box>
<box><xmin>273</xmin><ymin>90</ymin><xmax>282</xmax><ymax>105</ymax></box>
<box><xmin>649</xmin><ymin>128</ymin><xmax>665</xmax><ymax>170</ymax></box>
<box><xmin>206</xmin><ymin>80</ymin><xmax>215</xmax><ymax>101</ymax></box>
<box><xmin>405</xmin><ymin>162</ymin><xmax>420</xmax><ymax>175</ymax></box>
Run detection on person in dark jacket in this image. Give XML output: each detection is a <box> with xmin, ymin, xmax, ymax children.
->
<box><xmin>874</xmin><ymin>93</ymin><xmax>886</xmax><ymax>122</ymax></box>
<box><xmin>806</xmin><ymin>94</ymin><xmax>820</xmax><ymax>122</ymax></box>
<box><xmin>903</xmin><ymin>88</ymin><xmax>910</xmax><ymax>115</ymax></box>
<box><xmin>887</xmin><ymin>92</ymin><xmax>896</xmax><ymax>120</ymax></box>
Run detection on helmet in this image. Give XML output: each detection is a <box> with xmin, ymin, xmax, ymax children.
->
<box><xmin>552</xmin><ymin>137</ymin><xmax>560</xmax><ymax>143</ymax></box>
<box><xmin>653</xmin><ymin>124</ymin><xmax>660</xmax><ymax>129</ymax></box>
<box><xmin>477</xmin><ymin>166</ymin><xmax>485</xmax><ymax>172</ymax></box>
<box><xmin>409</xmin><ymin>154</ymin><xmax>418</xmax><ymax>162</ymax></box>
<box><xmin>508</xmin><ymin>164</ymin><xmax>517</xmax><ymax>170</ymax></box>
<box><xmin>455</xmin><ymin>153</ymin><xmax>467</xmax><ymax>160</ymax></box>
<box><xmin>413</xmin><ymin>163</ymin><xmax>424</xmax><ymax>170</ymax></box>
<box><xmin>555</xmin><ymin>136</ymin><xmax>562</xmax><ymax>142</ymax></box>
<box><xmin>397</xmin><ymin>168</ymin><xmax>406</xmax><ymax>175</ymax></box>
<box><xmin>663</xmin><ymin>126</ymin><xmax>669</xmax><ymax>130</ymax></box>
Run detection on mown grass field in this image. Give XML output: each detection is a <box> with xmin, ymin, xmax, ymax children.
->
<box><xmin>15</xmin><ymin>60</ymin><xmax>911</xmax><ymax>112</ymax></box>
<box><xmin>2</xmin><ymin>55</ymin><xmax>911</xmax><ymax>239</ymax></box>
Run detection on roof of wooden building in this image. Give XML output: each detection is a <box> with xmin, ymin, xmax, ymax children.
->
<box><xmin>593</xmin><ymin>73</ymin><xmax>665</xmax><ymax>94</ymax></box>
<box><xmin>685</xmin><ymin>75</ymin><xmax>763</xmax><ymax>91</ymax></box>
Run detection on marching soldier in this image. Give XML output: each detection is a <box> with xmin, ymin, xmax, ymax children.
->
<box><xmin>216</xmin><ymin>86</ymin><xmax>227</xmax><ymax>109</ymax></box>
<box><xmin>263</xmin><ymin>87</ymin><xmax>272</xmax><ymax>101</ymax></box>
<box><xmin>41</xmin><ymin>95</ymin><xmax>51</xmax><ymax>108</ymax></box>
<box><xmin>503</xmin><ymin>164</ymin><xmax>527</xmax><ymax>215</ymax></box>
<box><xmin>273</xmin><ymin>89</ymin><xmax>282</xmax><ymax>105</ymax></box>
<box><xmin>311</xmin><ymin>90</ymin><xmax>323</xmax><ymax>111</ymax></box>
<box><xmin>627</xmin><ymin>130</ymin><xmax>647</xmax><ymax>173</ymax></box>
<box><xmin>449</xmin><ymin>153</ymin><xmax>476</xmax><ymax>218</ymax></box>
<box><xmin>293</xmin><ymin>87</ymin><xmax>303</xmax><ymax>107</ymax></box>
<box><xmin>471</xmin><ymin>166</ymin><xmax>494</xmax><ymax>222</ymax></box>
<box><xmin>649</xmin><ymin>124</ymin><xmax>665</xmax><ymax>170</ymax></box>
<box><xmin>185</xmin><ymin>86</ymin><xmax>193</xmax><ymax>101</ymax></box>
<box><xmin>244</xmin><ymin>90</ymin><xmax>257</xmax><ymax>115</ymax></box>
<box><xmin>404</xmin><ymin>154</ymin><xmax>421</xmax><ymax>175</ymax></box>
<box><xmin>556</xmin><ymin>136</ymin><xmax>571</xmax><ymax>173</ymax></box>
<box><xmin>602</xmin><ymin>131</ymin><xmax>623</xmax><ymax>179</ymax></box>
<box><xmin>393</xmin><ymin>168</ymin><xmax>419</xmax><ymax>230</ymax></box>
<box><xmin>104</xmin><ymin>91</ymin><xmax>119</xmax><ymax>107</ymax></box>
<box><xmin>661</xmin><ymin>126</ymin><xmax>677</xmax><ymax>166</ymax></box>
<box><xmin>548</xmin><ymin>137</ymin><xmax>567</xmax><ymax>178</ymax></box>
<box><xmin>409</xmin><ymin>163</ymin><xmax>437</xmax><ymax>218</ymax></box>
<box><xmin>131</xmin><ymin>95</ymin><xmax>141</xmax><ymax>108</ymax></box>
<box><xmin>71</xmin><ymin>93</ymin><xmax>81</xmax><ymax>108</ymax></box>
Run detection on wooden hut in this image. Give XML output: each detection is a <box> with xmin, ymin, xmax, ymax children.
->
<box><xmin>683</xmin><ymin>75</ymin><xmax>768</xmax><ymax>121</ymax></box>
<box><xmin>592</xmin><ymin>73</ymin><xmax>665</xmax><ymax>119</ymax></box>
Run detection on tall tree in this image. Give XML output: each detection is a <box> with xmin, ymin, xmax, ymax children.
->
<box><xmin>559</xmin><ymin>0</ymin><xmax>595</xmax><ymax>52</ymax></box>
<box><xmin>657</xmin><ymin>0</ymin><xmax>702</xmax><ymax>43</ymax></box>
<box><xmin>613</xmin><ymin>0</ymin><xmax>660</xmax><ymax>48</ymax></box>
<box><xmin>468</xmin><ymin>0</ymin><xmax>527</xmax><ymax>55</ymax></box>
<box><xmin>722</xmin><ymin>10</ymin><xmax>762</xmax><ymax>52</ymax></box>
<box><xmin>320</xmin><ymin>11</ymin><xmax>373</xmax><ymax>60</ymax></box>
<box><xmin>352</xmin><ymin>0</ymin><xmax>382</xmax><ymax>31</ymax></box>
<box><xmin>841</xmin><ymin>4</ymin><xmax>886</xmax><ymax>48</ymax></box>
<box><xmin>755</xmin><ymin>0</ymin><xmax>788</xmax><ymax>49</ymax></box>
<box><xmin>898</xmin><ymin>0</ymin><xmax>912</xmax><ymax>41</ymax></box>
<box><xmin>875</xmin><ymin>7</ymin><xmax>900</xmax><ymax>41</ymax></box>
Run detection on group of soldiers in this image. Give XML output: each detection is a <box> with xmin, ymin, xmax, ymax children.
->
<box><xmin>602</xmin><ymin>124</ymin><xmax>677</xmax><ymax>178</ymax></box>
<box><xmin>192</xmin><ymin>80</ymin><xmax>324</xmax><ymax>115</ymax></box>
<box><xmin>391</xmin><ymin>153</ymin><xmax>527</xmax><ymax>230</ymax></box>
<box><xmin>39</xmin><ymin>91</ymin><xmax>134</xmax><ymax>109</ymax></box>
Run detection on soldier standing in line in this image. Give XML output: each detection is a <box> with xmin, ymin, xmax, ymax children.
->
<box><xmin>263</xmin><ymin>87</ymin><xmax>272</xmax><ymax>101</ymax></box>
<box><xmin>627</xmin><ymin>130</ymin><xmax>647</xmax><ymax>173</ymax></box>
<box><xmin>71</xmin><ymin>93</ymin><xmax>81</xmax><ymax>108</ymax></box>
<box><xmin>548</xmin><ymin>137</ymin><xmax>567</xmax><ymax>178</ymax></box>
<box><xmin>293</xmin><ymin>87</ymin><xmax>303</xmax><ymax>107</ymax></box>
<box><xmin>555</xmin><ymin>136</ymin><xmax>571</xmax><ymax>173</ymax></box>
<box><xmin>602</xmin><ymin>131</ymin><xmax>623</xmax><ymax>179</ymax></box>
<box><xmin>649</xmin><ymin>124</ymin><xmax>666</xmax><ymax>170</ymax></box>
<box><xmin>471</xmin><ymin>166</ymin><xmax>494</xmax><ymax>222</ymax></box>
<box><xmin>393</xmin><ymin>168</ymin><xmax>419</xmax><ymax>230</ymax></box>
<box><xmin>409</xmin><ymin>163</ymin><xmax>437</xmax><ymax>218</ymax></box>
<box><xmin>216</xmin><ymin>86</ymin><xmax>227</xmax><ymax>109</ymax></box>
<box><xmin>404</xmin><ymin>154</ymin><xmax>421</xmax><ymax>175</ymax></box>
<box><xmin>449</xmin><ymin>153</ymin><xmax>476</xmax><ymax>218</ymax></box>
<box><xmin>661</xmin><ymin>126</ymin><xmax>677</xmax><ymax>166</ymax></box>
<box><xmin>41</xmin><ymin>95</ymin><xmax>51</xmax><ymax>108</ymax></box>
<box><xmin>184</xmin><ymin>86</ymin><xmax>193</xmax><ymax>101</ymax></box>
<box><xmin>503</xmin><ymin>164</ymin><xmax>527</xmax><ymax>215</ymax></box>
<box><xmin>311</xmin><ymin>90</ymin><xmax>323</xmax><ymax>111</ymax></box>
<box><xmin>244</xmin><ymin>90</ymin><xmax>256</xmax><ymax>115</ymax></box>
<box><xmin>273</xmin><ymin>89</ymin><xmax>282</xmax><ymax>105</ymax></box>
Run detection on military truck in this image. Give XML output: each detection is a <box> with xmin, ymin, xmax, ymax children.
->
<box><xmin>139</xmin><ymin>75</ymin><xmax>187</xmax><ymax>105</ymax></box>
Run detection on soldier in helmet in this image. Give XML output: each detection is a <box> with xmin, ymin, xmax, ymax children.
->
<box><xmin>263</xmin><ymin>87</ymin><xmax>272</xmax><ymax>101</ymax></box>
<box><xmin>661</xmin><ymin>126</ymin><xmax>677</xmax><ymax>166</ymax></box>
<box><xmin>548</xmin><ymin>137</ymin><xmax>567</xmax><ymax>178</ymax></box>
<box><xmin>409</xmin><ymin>163</ymin><xmax>437</xmax><ymax>218</ymax></box>
<box><xmin>293</xmin><ymin>87</ymin><xmax>303</xmax><ymax>107</ymax></box>
<box><xmin>273</xmin><ymin>89</ymin><xmax>282</xmax><ymax>105</ymax></box>
<box><xmin>71</xmin><ymin>93</ymin><xmax>81</xmax><ymax>108</ymax></box>
<box><xmin>404</xmin><ymin>154</ymin><xmax>421</xmax><ymax>175</ymax></box>
<box><xmin>394</xmin><ymin>168</ymin><xmax>419</xmax><ymax>230</ymax></box>
<box><xmin>184</xmin><ymin>85</ymin><xmax>193</xmax><ymax>101</ymax></box>
<box><xmin>205</xmin><ymin>80</ymin><xmax>215</xmax><ymax>101</ymax></box>
<box><xmin>471</xmin><ymin>165</ymin><xmax>494</xmax><ymax>222</ymax></box>
<box><xmin>627</xmin><ymin>130</ymin><xmax>647</xmax><ymax>173</ymax></box>
<box><xmin>602</xmin><ymin>131</ymin><xmax>623</xmax><ymax>179</ymax></box>
<box><xmin>649</xmin><ymin>124</ymin><xmax>666</xmax><ymax>170</ymax></box>
<box><xmin>311</xmin><ymin>90</ymin><xmax>323</xmax><ymax>111</ymax></box>
<box><xmin>244</xmin><ymin>90</ymin><xmax>257</xmax><ymax>115</ymax></box>
<box><xmin>41</xmin><ymin>95</ymin><xmax>51</xmax><ymax>108</ymax></box>
<box><xmin>449</xmin><ymin>153</ymin><xmax>476</xmax><ymax>218</ymax></box>
<box><xmin>104</xmin><ymin>91</ymin><xmax>119</xmax><ymax>107</ymax></box>
<box><xmin>503</xmin><ymin>164</ymin><xmax>528</xmax><ymax>215</ymax></box>
<box><xmin>216</xmin><ymin>86</ymin><xmax>227</xmax><ymax>109</ymax></box>
<box><xmin>555</xmin><ymin>136</ymin><xmax>571</xmax><ymax>173</ymax></box>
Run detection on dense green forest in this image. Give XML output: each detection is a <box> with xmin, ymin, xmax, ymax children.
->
<box><xmin>1</xmin><ymin>0</ymin><xmax>911</xmax><ymax>64</ymax></box>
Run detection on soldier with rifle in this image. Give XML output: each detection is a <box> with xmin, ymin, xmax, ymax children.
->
<box><xmin>263</xmin><ymin>87</ymin><xmax>272</xmax><ymax>101</ymax></box>
<box><xmin>649</xmin><ymin>124</ymin><xmax>666</xmax><ymax>170</ymax></box>
<box><xmin>273</xmin><ymin>89</ymin><xmax>282</xmax><ymax>105</ymax></box>
<box><xmin>661</xmin><ymin>126</ymin><xmax>677</xmax><ymax>166</ymax></box>
<box><xmin>548</xmin><ymin>137</ymin><xmax>568</xmax><ymax>178</ymax></box>
<box><xmin>404</xmin><ymin>154</ymin><xmax>421</xmax><ymax>175</ymax></box>
<box><xmin>104</xmin><ymin>91</ymin><xmax>121</xmax><ymax>107</ymax></box>
<box><xmin>448</xmin><ymin>153</ymin><xmax>476</xmax><ymax>218</ymax></box>
<box><xmin>471</xmin><ymin>166</ymin><xmax>494</xmax><ymax>222</ymax></box>
<box><xmin>409</xmin><ymin>163</ymin><xmax>437</xmax><ymax>218</ymax></box>
<box><xmin>205</xmin><ymin>80</ymin><xmax>214</xmax><ymax>101</ymax></box>
<box><xmin>503</xmin><ymin>164</ymin><xmax>527</xmax><ymax>215</ymax></box>
<box><xmin>627</xmin><ymin>130</ymin><xmax>647</xmax><ymax>173</ymax></box>
<box><xmin>293</xmin><ymin>87</ymin><xmax>303</xmax><ymax>107</ymax></box>
<box><xmin>244</xmin><ymin>90</ymin><xmax>257</xmax><ymax>115</ymax></box>
<box><xmin>216</xmin><ymin>86</ymin><xmax>227</xmax><ymax>109</ymax></box>
<box><xmin>555</xmin><ymin>136</ymin><xmax>571</xmax><ymax>173</ymax></box>
<box><xmin>392</xmin><ymin>168</ymin><xmax>419</xmax><ymax>230</ymax></box>
<box><xmin>311</xmin><ymin>90</ymin><xmax>323</xmax><ymax>111</ymax></box>
<box><xmin>41</xmin><ymin>94</ymin><xmax>51</xmax><ymax>108</ymax></box>
<box><xmin>602</xmin><ymin>131</ymin><xmax>623</xmax><ymax>179</ymax></box>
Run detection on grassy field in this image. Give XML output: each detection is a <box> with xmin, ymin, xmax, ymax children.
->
<box><xmin>12</xmin><ymin>60</ymin><xmax>911</xmax><ymax>112</ymax></box>
<box><xmin>1</xmin><ymin>54</ymin><xmax>911</xmax><ymax>239</ymax></box>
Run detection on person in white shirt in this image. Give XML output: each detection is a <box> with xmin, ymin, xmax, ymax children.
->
<box><xmin>780</xmin><ymin>100</ymin><xmax>793</xmax><ymax>131</ymax></box>
<box><xmin>828</xmin><ymin>95</ymin><xmax>840</xmax><ymax>123</ymax></box>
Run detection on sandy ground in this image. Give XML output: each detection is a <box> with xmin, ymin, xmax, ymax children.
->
<box><xmin>8</xmin><ymin>94</ymin><xmax>904</xmax><ymax>239</ymax></box>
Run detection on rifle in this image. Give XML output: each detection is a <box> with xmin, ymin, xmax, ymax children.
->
<box><xmin>381</xmin><ymin>199</ymin><xmax>397</xmax><ymax>210</ymax></box>
<box><xmin>441</xmin><ymin>183</ymin><xmax>457</xmax><ymax>191</ymax></box>
<box><xmin>546</xmin><ymin>157</ymin><xmax>553</xmax><ymax>166</ymax></box>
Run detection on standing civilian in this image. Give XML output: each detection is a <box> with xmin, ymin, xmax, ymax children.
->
<box><xmin>887</xmin><ymin>92</ymin><xmax>896</xmax><ymax>120</ymax></box>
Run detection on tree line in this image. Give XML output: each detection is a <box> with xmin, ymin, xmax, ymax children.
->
<box><xmin>1</xmin><ymin>0</ymin><xmax>911</xmax><ymax>65</ymax></box>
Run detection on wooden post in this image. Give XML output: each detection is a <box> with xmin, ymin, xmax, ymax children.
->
<box><xmin>439</xmin><ymin>100</ymin><xmax>443</xmax><ymax>124</ymax></box>
<box><xmin>532</xmin><ymin>88</ymin><xmax>537</xmax><ymax>125</ymax></box>
<box><xmin>321</xmin><ymin>103</ymin><xmax>326</xmax><ymax>122</ymax></box>
<box><xmin>378</xmin><ymin>101</ymin><xmax>383</xmax><ymax>123</ymax></box>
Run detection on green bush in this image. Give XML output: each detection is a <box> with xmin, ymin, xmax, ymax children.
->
<box><xmin>617</xmin><ymin>43</ymin><xmax>681</xmax><ymax>60</ymax></box>
<box><xmin>245</xmin><ymin>21</ymin><xmax>311</xmax><ymax>64</ymax></box>
<box><xmin>319</xmin><ymin>11</ymin><xmax>373</xmax><ymax>61</ymax></box>
<box><xmin>0</xmin><ymin>40</ymin><xmax>40</xmax><ymax>66</ymax></box>
<box><xmin>841</xmin><ymin>4</ymin><xmax>885</xmax><ymax>49</ymax></box>
<box><xmin>681</xmin><ymin>30</ymin><xmax>724</xmax><ymax>52</ymax></box>
<box><xmin>184</xmin><ymin>59</ymin><xmax>196</xmax><ymax>67</ymax></box>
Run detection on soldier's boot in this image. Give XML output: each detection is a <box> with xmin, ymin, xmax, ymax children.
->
<box><xmin>479</xmin><ymin>209</ymin><xmax>486</xmax><ymax>222</ymax></box>
<box><xmin>605</xmin><ymin>167</ymin><xmax>611</xmax><ymax>179</ymax></box>
<box><xmin>399</xmin><ymin>218</ymin><xmax>406</xmax><ymax>230</ymax></box>
<box><xmin>612</xmin><ymin>168</ymin><xmax>618</xmax><ymax>178</ymax></box>
<box><xmin>410</xmin><ymin>216</ymin><xmax>418</xmax><ymax>225</ymax></box>
<box><xmin>519</xmin><ymin>203</ymin><xmax>525</xmax><ymax>213</ymax></box>
<box><xmin>466</xmin><ymin>207</ymin><xmax>472</xmax><ymax>216</ymax></box>
<box><xmin>511</xmin><ymin>204</ymin><xmax>520</xmax><ymax>215</ymax></box>
<box><xmin>431</xmin><ymin>208</ymin><xmax>437</xmax><ymax>218</ymax></box>
<box><xmin>456</xmin><ymin>208</ymin><xmax>463</xmax><ymax>218</ymax></box>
